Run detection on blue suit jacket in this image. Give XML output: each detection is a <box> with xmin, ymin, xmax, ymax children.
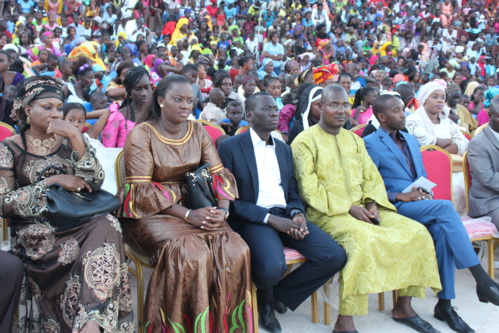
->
<box><xmin>218</xmin><ymin>130</ymin><xmax>305</xmax><ymax>228</ymax></box>
<box><xmin>364</xmin><ymin>127</ymin><xmax>427</xmax><ymax>208</ymax></box>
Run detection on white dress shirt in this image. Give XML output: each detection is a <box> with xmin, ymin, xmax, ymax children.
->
<box><xmin>250</xmin><ymin>128</ymin><xmax>287</xmax><ymax>222</ymax></box>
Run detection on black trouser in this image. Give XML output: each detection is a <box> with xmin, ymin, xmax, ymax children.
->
<box><xmin>232</xmin><ymin>207</ymin><xmax>347</xmax><ymax>311</ymax></box>
<box><xmin>0</xmin><ymin>250</ymin><xmax>23</xmax><ymax>332</ymax></box>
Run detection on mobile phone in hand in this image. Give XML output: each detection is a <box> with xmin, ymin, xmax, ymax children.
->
<box><xmin>370</xmin><ymin>217</ymin><xmax>380</xmax><ymax>225</ymax></box>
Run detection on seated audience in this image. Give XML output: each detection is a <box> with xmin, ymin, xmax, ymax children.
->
<box><xmin>117</xmin><ymin>75</ymin><xmax>251</xmax><ymax>332</ymax></box>
<box><xmin>1</xmin><ymin>76</ymin><xmax>133</xmax><ymax>332</ymax></box>
<box><xmin>102</xmin><ymin>66</ymin><xmax>152</xmax><ymax>148</ymax></box>
<box><xmin>291</xmin><ymin>85</ymin><xmax>441</xmax><ymax>333</ymax></box>
<box><xmin>288</xmin><ymin>85</ymin><xmax>323</xmax><ymax>145</ymax></box>
<box><xmin>199</xmin><ymin>87</ymin><xmax>225</xmax><ymax>122</ymax></box>
<box><xmin>406</xmin><ymin>82</ymin><xmax>468</xmax><ymax>155</ymax></box>
<box><xmin>365</xmin><ymin>93</ymin><xmax>499</xmax><ymax>333</ymax></box>
<box><xmin>468</xmin><ymin>95</ymin><xmax>499</xmax><ymax>229</ymax></box>
<box><xmin>217</xmin><ymin>100</ymin><xmax>247</xmax><ymax>136</ymax></box>
<box><xmin>218</xmin><ymin>92</ymin><xmax>347</xmax><ymax>333</ymax></box>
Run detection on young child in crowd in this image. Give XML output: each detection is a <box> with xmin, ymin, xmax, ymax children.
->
<box><xmin>63</xmin><ymin>102</ymin><xmax>120</xmax><ymax>194</ymax></box>
<box><xmin>31</xmin><ymin>54</ymin><xmax>58</xmax><ymax>76</ymax></box>
<box><xmin>351</xmin><ymin>86</ymin><xmax>380</xmax><ymax>125</ymax></box>
<box><xmin>218</xmin><ymin>100</ymin><xmax>248</xmax><ymax>136</ymax></box>
<box><xmin>200</xmin><ymin>88</ymin><xmax>225</xmax><ymax>122</ymax></box>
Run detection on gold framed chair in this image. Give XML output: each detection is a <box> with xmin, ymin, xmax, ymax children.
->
<box><xmin>250</xmin><ymin>247</ymin><xmax>321</xmax><ymax>333</ymax></box>
<box><xmin>114</xmin><ymin>150</ymin><xmax>154</xmax><ymax>333</ymax></box>
<box><xmin>462</xmin><ymin>151</ymin><xmax>497</xmax><ymax>279</ymax></box>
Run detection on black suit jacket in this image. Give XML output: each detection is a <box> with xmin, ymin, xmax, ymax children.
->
<box><xmin>218</xmin><ymin>130</ymin><xmax>305</xmax><ymax>228</ymax></box>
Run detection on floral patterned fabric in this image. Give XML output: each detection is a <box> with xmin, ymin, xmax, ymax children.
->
<box><xmin>0</xmin><ymin>135</ymin><xmax>134</xmax><ymax>333</ymax></box>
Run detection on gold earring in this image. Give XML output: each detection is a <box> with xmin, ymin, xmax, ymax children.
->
<box><xmin>27</xmin><ymin>116</ymin><xmax>31</xmax><ymax>124</ymax></box>
<box><xmin>160</xmin><ymin>104</ymin><xmax>164</xmax><ymax>108</ymax></box>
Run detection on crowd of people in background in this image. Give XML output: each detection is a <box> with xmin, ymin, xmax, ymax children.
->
<box><xmin>1</xmin><ymin>0</ymin><xmax>499</xmax><ymax>332</ymax></box>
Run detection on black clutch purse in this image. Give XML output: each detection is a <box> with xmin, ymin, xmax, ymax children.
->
<box><xmin>185</xmin><ymin>163</ymin><xmax>217</xmax><ymax>209</ymax></box>
<box><xmin>45</xmin><ymin>184</ymin><xmax>121</xmax><ymax>229</ymax></box>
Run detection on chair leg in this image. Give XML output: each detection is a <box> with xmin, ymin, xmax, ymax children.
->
<box><xmin>136</xmin><ymin>262</ymin><xmax>145</xmax><ymax>333</ymax></box>
<box><xmin>488</xmin><ymin>238</ymin><xmax>495</xmax><ymax>279</ymax></box>
<box><xmin>323</xmin><ymin>283</ymin><xmax>331</xmax><ymax>326</ymax></box>
<box><xmin>311</xmin><ymin>291</ymin><xmax>319</xmax><ymax>323</ymax></box>
<box><xmin>251</xmin><ymin>281</ymin><xmax>259</xmax><ymax>333</ymax></box>
<box><xmin>378</xmin><ymin>292</ymin><xmax>385</xmax><ymax>311</ymax></box>
<box><xmin>392</xmin><ymin>290</ymin><xmax>399</xmax><ymax>308</ymax></box>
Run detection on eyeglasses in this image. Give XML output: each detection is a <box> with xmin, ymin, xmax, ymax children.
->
<box><xmin>323</xmin><ymin>102</ymin><xmax>351</xmax><ymax>111</ymax></box>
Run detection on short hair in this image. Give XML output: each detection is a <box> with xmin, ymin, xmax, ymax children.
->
<box><xmin>181</xmin><ymin>64</ymin><xmax>198</xmax><ymax>74</ymax></box>
<box><xmin>245</xmin><ymin>92</ymin><xmax>271</xmax><ymax>113</ymax></box>
<box><xmin>238</xmin><ymin>56</ymin><xmax>250</xmax><ymax>67</ymax></box>
<box><xmin>339</xmin><ymin>72</ymin><xmax>352</xmax><ymax>81</ymax></box>
<box><xmin>372</xmin><ymin>94</ymin><xmax>400</xmax><ymax>116</ymax></box>
<box><xmin>322</xmin><ymin>84</ymin><xmax>347</xmax><ymax>103</ymax></box>
<box><xmin>89</xmin><ymin>90</ymin><xmax>106</xmax><ymax>104</ymax></box>
<box><xmin>47</xmin><ymin>54</ymin><xmax>58</xmax><ymax>62</ymax></box>
<box><xmin>226</xmin><ymin>101</ymin><xmax>242</xmax><ymax>110</ymax></box>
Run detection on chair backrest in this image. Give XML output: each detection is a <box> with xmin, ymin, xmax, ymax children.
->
<box><xmin>0</xmin><ymin>122</ymin><xmax>16</xmax><ymax>141</ymax></box>
<box><xmin>351</xmin><ymin>124</ymin><xmax>366</xmax><ymax>137</ymax></box>
<box><xmin>195</xmin><ymin>119</ymin><xmax>226</xmax><ymax>146</ymax></box>
<box><xmin>460</xmin><ymin>130</ymin><xmax>471</xmax><ymax>141</ymax></box>
<box><xmin>420</xmin><ymin>145</ymin><xmax>453</xmax><ymax>201</ymax></box>
<box><xmin>115</xmin><ymin>150</ymin><xmax>125</xmax><ymax>189</ymax></box>
<box><xmin>235</xmin><ymin>125</ymin><xmax>250</xmax><ymax>135</ymax></box>
<box><xmin>474</xmin><ymin>123</ymin><xmax>487</xmax><ymax>136</ymax></box>
<box><xmin>462</xmin><ymin>151</ymin><xmax>472</xmax><ymax>214</ymax></box>
<box><xmin>82</xmin><ymin>123</ymin><xmax>92</xmax><ymax>134</ymax></box>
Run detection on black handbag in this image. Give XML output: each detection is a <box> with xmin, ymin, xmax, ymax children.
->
<box><xmin>45</xmin><ymin>184</ymin><xmax>121</xmax><ymax>229</ymax></box>
<box><xmin>185</xmin><ymin>163</ymin><xmax>217</xmax><ymax>209</ymax></box>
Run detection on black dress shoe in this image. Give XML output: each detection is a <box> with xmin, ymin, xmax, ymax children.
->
<box><xmin>434</xmin><ymin>305</ymin><xmax>475</xmax><ymax>333</ymax></box>
<box><xmin>274</xmin><ymin>298</ymin><xmax>287</xmax><ymax>314</ymax></box>
<box><xmin>258</xmin><ymin>303</ymin><xmax>282</xmax><ymax>333</ymax></box>
<box><xmin>332</xmin><ymin>330</ymin><xmax>359</xmax><ymax>333</ymax></box>
<box><xmin>477</xmin><ymin>282</ymin><xmax>499</xmax><ymax>306</ymax></box>
<box><xmin>393</xmin><ymin>315</ymin><xmax>441</xmax><ymax>333</ymax></box>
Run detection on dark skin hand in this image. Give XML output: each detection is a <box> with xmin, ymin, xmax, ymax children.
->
<box><xmin>163</xmin><ymin>199</ymin><xmax>230</xmax><ymax>231</ymax></box>
<box><xmin>348</xmin><ymin>202</ymin><xmax>380</xmax><ymax>224</ymax></box>
<box><xmin>395</xmin><ymin>187</ymin><xmax>433</xmax><ymax>202</ymax></box>
<box><xmin>268</xmin><ymin>213</ymin><xmax>309</xmax><ymax>240</ymax></box>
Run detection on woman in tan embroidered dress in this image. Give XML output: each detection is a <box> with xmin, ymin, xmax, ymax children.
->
<box><xmin>117</xmin><ymin>75</ymin><xmax>252</xmax><ymax>333</ymax></box>
<box><xmin>0</xmin><ymin>76</ymin><xmax>134</xmax><ymax>333</ymax></box>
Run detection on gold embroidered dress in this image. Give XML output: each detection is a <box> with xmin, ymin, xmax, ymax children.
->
<box><xmin>0</xmin><ymin>135</ymin><xmax>133</xmax><ymax>333</ymax></box>
<box><xmin>291</xmin><ymin>126</ymin><xmax>441</xmax><ymax>316</ymax></box>
<box><xmin>117</xmin><ymin>121</ymin><xmax>252</xmax><ymax>333</ymax></box>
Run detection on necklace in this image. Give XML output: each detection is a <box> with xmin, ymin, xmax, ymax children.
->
<box><xmin>26</xmin><ymin>131</ymin><xmax>57</xmax><ymax>156</ymax></box>
<box><xmin>159</xmin><ymin>120</ymin><xmax>184</xmax><ymax>140</ymax></box>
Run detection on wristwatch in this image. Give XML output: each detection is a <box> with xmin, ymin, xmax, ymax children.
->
<box><xmin>218</xmin><ymin>207</ymin><xmax>230</xmax><ymax>220</ymax></box>
<box><xmin>290</xmin><ymin>209</ymin><xmax>303</xmax><ymax>218</ymax></box>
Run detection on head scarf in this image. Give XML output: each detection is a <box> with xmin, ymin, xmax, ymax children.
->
<box><xmin>446</xmin><ymin>83</ymin><xmax>461</xmax><ymax>95</ymax></box>
<box><xmin>284</xmin><ymin>59</ymin><xmax>299</xmax><ymax>74</ymax></box>
<box><xmin>143</xmin><ymin>54</ymin><xmax>156</xmax><ymax>69</ymax></box>
<box><xmin>170</xmin><ymin>18</ymin><xmax>189</xmax><ymax>45</ymax></box>
<box><xmin>198</xmin><ymin>55</ymin><xmax>211</xmax><ymax>66</ymax></box>
<box><xmin>296</xmin><ymin>85</ymin><xmax>323</xmax><ymax>130</ymax></box>
<box><xmin>258</xmin><ymin>58</ymin><xmax>276</xmax><ymax>79</ymax></box>
<box><xmin>11</xmin><ymin>76</ymin><xmax>64</xmax><ymax>124</ymax></box>
<box><xmin>152</xmin><ymin>58</ymin><xmax>164</xmax><ymax>75</ymax></box>
<box><xmin>312</xmin><ymin>63</ymin><xmax>339</xmax><ymax>85</ymax></box>
<box><xmin>415</xmin><ymin>82</ymin><xmax>447</xmax><ymax>137</ymax></box>
<box><xmin>294</xmin><ymin>69</ymin><xmax>311</xmax><ymax>87</ymax></box>
<box><xmin>464</xmin><ymin>81</ymin><xmax>480</xmax><ymax>97</ymax></box>
<box><xmin>115</xmin><ymin>31</ymin><xmax>127</xmax><ymax>48</ymax></box>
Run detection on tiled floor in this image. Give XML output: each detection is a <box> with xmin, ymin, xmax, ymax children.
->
<box><xmin>128</xmin><ymin>247</ymin><xmax>499</xmax><ymax>333</ymax></box>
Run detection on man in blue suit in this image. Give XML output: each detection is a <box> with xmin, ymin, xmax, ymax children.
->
<box><xmin>364</xmin><ymin>94</ymin><xmax>499</xmax><ymax>333</ymax></box>
<box><xmin>218</xmin><ymin>92</ymin><xmax>346</xmax><ymax>333</ymax></box>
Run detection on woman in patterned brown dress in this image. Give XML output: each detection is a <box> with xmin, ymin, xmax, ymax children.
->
<box><xmin>0</xmin><ymin>76</ymin><xmax>134</xmax><ymax>333</ymax></box>
<box><xmin>117</xmin><ymin>75</ymin><xmax>252</xmax><ymax>333</ymax></box>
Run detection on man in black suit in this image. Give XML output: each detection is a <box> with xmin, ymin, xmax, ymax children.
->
<box><xmin>218</xmin><ymin>92</ymin><xmax>347</xmax><ymax>333</ymax></box>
